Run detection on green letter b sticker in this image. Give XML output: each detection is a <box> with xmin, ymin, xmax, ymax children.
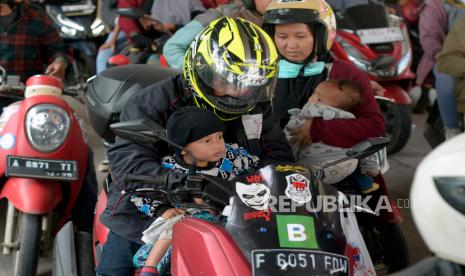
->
<box><xmin>277</xmin><ymin>215</ymin><xmax>318</xmax><ymax>249</ymax></box>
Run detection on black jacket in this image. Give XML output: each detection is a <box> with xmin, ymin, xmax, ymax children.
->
<box><xmin>101</xmin><ymin>75</ymin><xmax>294</xmax><ymax>243</ymax></box>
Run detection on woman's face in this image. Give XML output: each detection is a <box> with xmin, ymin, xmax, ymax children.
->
<box><xmin>274</xmin><ymin>23</ymin><xmax>314</xmax><ymax>63</ymax></box>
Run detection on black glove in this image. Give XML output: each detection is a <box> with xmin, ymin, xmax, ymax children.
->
<box><xmin>130</xmin><ymin>33</ymin><xmax>153</xmax><ymax>49</ymax></box>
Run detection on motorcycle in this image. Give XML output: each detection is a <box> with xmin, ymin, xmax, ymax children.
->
<box><xmin>0</xmin><ymin>66</ymin><xmax>92</xmax><ymax>276</ymax></box>
<box><xmin>331</xmin><ymin>3</ymin><xmax>415</xmax><ymax>155</ymax></box>
<box><xmin>88</xmin><ymin>65</ymin><xmax>409</xmax><ymax>274</ymax></box>
<box><xmin>43</xmin><ymin>0</ymin><xmax>109</xmax><ymax>91</ymax></box>
<box><xmin>94</xmin><ymin>118</ymin><xmax>400</xmax><ymax>275</ymax></box>
<box><xmin>112</xmin><ymin>7</ymin><xmax>172</xmax><ymax>66</ymax></box>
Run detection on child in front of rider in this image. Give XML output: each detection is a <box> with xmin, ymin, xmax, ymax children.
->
<box><xmin>132</xmin><ymin>106</ymin><xmax>260</xmax><ymax>276</ymax></box>
<box><xmin>286</xmin><ymin>79</ymin><xmax>381</xmax><ymax>193</ymax></box>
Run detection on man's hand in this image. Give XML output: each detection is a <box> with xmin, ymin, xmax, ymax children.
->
<box><xmin>45</xmin><ymin>59</ymin><xmax>67</xmax><ymax>80</ymax></box>
<box><xmin>161</xmin><ymin>208</ymin><xmax>185</xmax><ymax>219</ymax></box>
<box><xmin>131</xmin><ymin>33</ymin><xmax>153</xmax><ymax>49</ymax></box>
<box><xmin>139</xmin><ymin>17</ymin><xmax>164</xmax><ymax>32</ymax></box>
<box><xmin>289</xmin><ymin>119</ymin><xmax>313</xmax><ymax>146</ymax></box>
<box><xmin>370</xmin><ymin>80</ymin><xmax>385</xmax><ymax>96</ymax></box>
<box><xmin>99</xmin><ymin>38</ymin><xmax>118</xmax><ymax>53</ymax></box>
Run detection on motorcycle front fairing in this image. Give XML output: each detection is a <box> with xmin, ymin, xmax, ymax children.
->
<box><xmin>333</xmin><ymin>4</ymin><xmax>414</xmax><ymax>107</ymax></box>
<box><xmin>171</xmin><ymin>164</ymin><xmax>351</xmax><ymax>276</ymax></box>
<box><xmin>0</xmin><ymin>95</ymin><xmax>88</xmax><ymax>232</ymax></box>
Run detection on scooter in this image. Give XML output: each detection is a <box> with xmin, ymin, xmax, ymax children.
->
<box><xmin>44</xmin><ymin>0</ymin><xmax>109</xmax><ymax>90</ymax></box>
<box><xmin>94</xmin><ymin>118</ymin><xmax>399</xmax><ymax>275</ymax></box>
<box><xmin>88</xmin><ymin>65</ymin><xmax>409</xmax><ymax>274</ymax></box>
<box><xmin>113</xmin><ymin>8</ymin><xmax>172</xmax><ymax>66</ymax></box>
<box><xmin>0</xmin><ymin>66</ymin><xmax>92</xmax><ymax>276</ymax></box>
<box><xmin>331</xmin><ymin>3</ymin><xmax>415</xmax><ymax>155</ymax></box>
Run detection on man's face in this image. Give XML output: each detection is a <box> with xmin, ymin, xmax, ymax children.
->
<box><xmin>212</xmin><ymin>82</ymin><xmax>253</xmax><ymax>98</ymax></box>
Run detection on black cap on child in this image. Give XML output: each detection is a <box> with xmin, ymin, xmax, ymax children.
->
<box><xmin>166</xmin><ymin>106</ymin><xmax>225</xmax><ymax>149</ymax></box>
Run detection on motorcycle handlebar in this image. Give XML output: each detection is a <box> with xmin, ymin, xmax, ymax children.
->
<box><xmin>124</xmin><ymin>174</ymin><xmax>168</xmax><ymax>187</ymax></box>
<box><xmin>123</xmin><ymin>173</ymin><xmax>231</xmax><ymax>210</ymax></box>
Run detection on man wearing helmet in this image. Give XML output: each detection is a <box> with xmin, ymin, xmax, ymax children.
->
<box><xmin>262</xmin><ymin>0</ymin><xmax>385</xmax><ymax>148</ymax></box>
<box><xmin>96</xmin><ymin>17</ymin><xmax>294</xmax><ymax>276</ymax></box>
<box><xmin>163</xmin><ymin>0</ymin><xmax>273</xmax><ymax>69</ymax></box>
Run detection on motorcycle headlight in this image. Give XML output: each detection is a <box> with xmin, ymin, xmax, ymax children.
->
<box><xmin>46</xmin><ymin>6</ymin><xmax>86</xmax><ymax>39</ymax></box>
<box><xmin>397</xmin><ymin>27</ymin><xmax>412</xmax><ymax>75</ymax></box>
<box><xmin>336</xmin><ymin>36</ymin><xmax>371</xmax><ymax>71</ymax></box>
<box><xmin>25</xmin><ymin>104</ymin><xmax>71</xmax><ymax>153</ymax></box>
<box><xmin>91</xmin><ymin>18</ymin><xmax>106</xmax><ymax>37</ymax></box>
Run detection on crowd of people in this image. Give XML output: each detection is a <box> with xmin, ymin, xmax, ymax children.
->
<box><xmin>1</xmin><ymin>0</ymin><xmax>465</xmax><ymax>275</ymax></box>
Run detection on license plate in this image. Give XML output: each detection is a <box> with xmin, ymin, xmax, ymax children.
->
<box><xmin>252</xmin><ymin>249</ymin><xmax>349</xmax><ymax>276</ymax></box>
<box><xmin>357</xmin><ymin>27</ymin><xmax>403</xmax><ymax>44</ymax></box>
<box><xmin>6</xmin><ymin>156</ymin><xmax>78</xmax><ymax>181</ymax></box>
<box><xmin>61</xmin><ymin>1</ymin><xmax>95</xmax><ymax>15</ymax></box>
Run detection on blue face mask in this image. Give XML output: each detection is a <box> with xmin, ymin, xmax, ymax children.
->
<box><xmin>278</xmin><ymin>60</ymin><xmax>325</xmax><ymax>79</ymax></box>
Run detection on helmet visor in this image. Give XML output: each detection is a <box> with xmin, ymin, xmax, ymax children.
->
<box><xmin>195</xmin><ymin>60</ymin><xmax>278</xmax><ymax>106</ymax></box>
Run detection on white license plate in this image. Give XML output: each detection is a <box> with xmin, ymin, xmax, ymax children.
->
<box><xmin>252</xmin><ymin>249</ymin><xmax>349</xmax><ymax>276</ymax></box>
<box><xmin>6</xmin><ymin>156</ymin><xmax>78</xmax><ymax>181</ymax></box>
<box><xmin>357</xmin><ymin>27</ymin><xmax>403</xmax><ymax>44</ymax></box>
<box><xmin>61</xmin><ymin>1</ymin><xmax>95</xmax><ymax>15</ymax></box>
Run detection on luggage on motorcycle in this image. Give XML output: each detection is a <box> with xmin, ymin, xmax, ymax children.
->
<box><xmin>85</xmin><ymin>64</ymin><xmax>180</xmax><ymax>143</ymax></box>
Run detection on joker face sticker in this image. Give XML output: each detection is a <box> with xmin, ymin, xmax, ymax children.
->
<box><xmin>285</xmin><ymin>173</ymin><xmax>312</xmax><ymax>204</ymax></box>
<box><xmin>236</xmin><ymin>182</ymin><xmax>271</xmax><ymax>211</ymax></box>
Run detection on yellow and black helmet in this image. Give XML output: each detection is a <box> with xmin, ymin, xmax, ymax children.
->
<box><xmin>263</xmin><ymin>0</ymin><xmax>337</xmax><ymax>58</ymax></box>
<box><xmin>183</xmin><ymin>17</ymin><xmax>279</xmax><ymax>121</ymax></box>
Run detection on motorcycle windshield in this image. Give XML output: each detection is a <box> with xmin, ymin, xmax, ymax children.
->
<box><xmin>225</xmin><ymin>164</ymin><xmax>349</xmax><ymax>276</ymax></box>
<box><xmin>336</xmin><ymin>4</ymin><xmax>392</xmax><ymax>30</ymax></box>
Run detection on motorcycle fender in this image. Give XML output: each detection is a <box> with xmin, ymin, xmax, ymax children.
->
<box><xmin>374</xmin><ymin>175</ymin><xmax>403</xmax><ymax>224</ymax></box>
<box><xmin>53</xmin><ymin>221</ymin><xmax>79</xmax><ymax>276</ymax></box>
<box><xmin>380</xmin><ymin>83</ymin><xmax>412</xmax><ymax>105</ymax></box>
<box><xmin>93</xmin><ymin>190</ymin><xmax>110</xmax><ymax>266</ymax></box>
<box><xmin>0</xmin><ymin>178</ymin><xmax>62</xmax><ymax>214</ymax></box>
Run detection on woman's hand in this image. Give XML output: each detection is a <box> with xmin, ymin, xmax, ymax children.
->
<box><xmin>288</xmin><ymin>119</ymin><xmax>313</xmax><ymax>146</ymax></box>
<box><xmin>370</xmin><ymin>80</ymin><xmax>385</xmax><ymax>96</ymax></box>
<box><xmin>161</xmin><ymin>208</ymin><xmax>185</xmax><ymax>219</ymax></box>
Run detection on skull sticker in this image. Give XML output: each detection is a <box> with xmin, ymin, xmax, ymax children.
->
<box><xmin>236</xmin><ymin>182</ymin><xmax>271</xmax><ymax>211</ymax></box>
<box><xmin>285</xmin><ymin>173</ymin><xmax>312</xmax><ymax>204</ymax></box>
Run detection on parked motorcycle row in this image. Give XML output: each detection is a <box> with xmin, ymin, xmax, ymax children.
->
<box><xmin>0</xmin><ymin>0</ymin><xmax>457</xmax><ymax>275</ymax></box>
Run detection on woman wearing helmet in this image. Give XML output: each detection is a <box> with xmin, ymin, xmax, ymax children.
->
<box><xmin>96</xmin><ymin>17</ymin><xmax>294</xmax><ymax>276</ymax></box>
<box><xmin>262</xmin><ymin>0</ymin><xmax>385</xmax><ymax>148</ymax></box>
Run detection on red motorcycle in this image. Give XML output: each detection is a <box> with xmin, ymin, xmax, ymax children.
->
<box><xmin>0</xmin><ymin>68</ymin><xmax>90</xmax><ymax>276</ymax></box>
<box><xmin>95</xmin><ymin>119</ymin><xmax>401</xmax><ymax>276</ymax></box>
<box><xmin>89</xmin><ymin>65</ymin><xmax>408</xmax><ymax>275</ymax></box>
<box><xmin>331</xmin><ymin>4</ymin><xmax>415</xmax><ymax>155</ymax></box>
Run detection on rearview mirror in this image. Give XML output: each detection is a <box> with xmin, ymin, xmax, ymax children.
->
<box><xmin>346</xmin><ymin>137</ymin><xmax>391</xmax><ymax>159</ymax></box>
<box><xmin>110</xmin><ymin>118</ymin><xmax>166</xmax><ymax>144</ymax></box>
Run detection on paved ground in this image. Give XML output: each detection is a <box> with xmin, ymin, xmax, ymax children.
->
<box><xmin>0</xmin><ymin>90</ymin><xmax>433</xmax><ymax>275</ymax></box>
